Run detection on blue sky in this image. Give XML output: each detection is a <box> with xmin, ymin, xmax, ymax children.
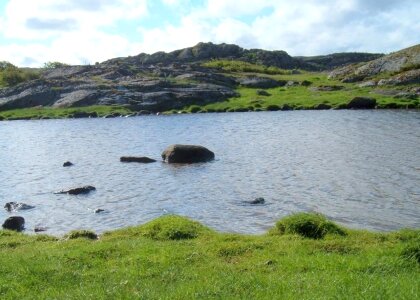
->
<box><xmin>0</xmin><ymin>0</ymin><xmax>419</xmax><ymax>67</ymax></box>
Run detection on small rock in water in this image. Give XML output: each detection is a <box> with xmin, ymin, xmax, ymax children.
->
<box><xmin>2</xmin><ymin>216</ymin><xmax>25</xmax><ymax>231</ymax></box>
<box><xmin>34</xmin><ymin>226</ymin><xmax>48</xmax><ymax>233</ymax></box>
<box><xmin>94</xmin><ymin>208</ymin><xmax>105</xmax><ymax>213</ymax></box>
<box><xmin>63</xmin><ymin>161</ymin><xmax>74</xmax><ymax>167</ymax></box>
<box><xmin>249</xmin><ymin>197</ymin><xmax>265</xmax><ymax>205</ymax></box>
<box><xmin>120</xmin><ymin>156</ymin><xmax>157</xmax><ymax>163</ymax></box>
<box><xmin>55</xmin><ymin>185</ymin><xmax>96</xmax><ymax>195</ymax></box>
<box><xmin>4</xmin><ymin>202</ymin><xmax>35</xmax><ymax>212</ymax></box>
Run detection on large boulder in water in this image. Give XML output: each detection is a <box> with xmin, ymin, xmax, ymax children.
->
<box><xmin>2</xmin><ymin>216</ymin><xmax>25</xmax><ymax>231</ymax></box>
<box><xmin>162</xmin><ymin>144</ymin><xmax>215</xmax><ymax>163</ymax></box>
<box><xmin>347</xmin><ymin>97</ymin><xmax>377</xmax><ymax>109</ymax></box>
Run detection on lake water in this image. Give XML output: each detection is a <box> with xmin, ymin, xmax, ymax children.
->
<box><xmin>0</xmin><ymin>110</ymin><xmax>419</xmax><ymax>236</ymax></box>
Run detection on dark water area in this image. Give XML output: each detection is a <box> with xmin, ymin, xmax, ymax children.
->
<box><xmin>0</xmin><ymin>110</ymin><xmax>419</xmax><ymax>236</ymax></box>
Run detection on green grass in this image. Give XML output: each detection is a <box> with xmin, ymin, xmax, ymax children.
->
<box><xmin>178</xmin><ymin>72</ymin><xmax>419</xmax><ymax>113</ymax></box>
<box><xmin>0</xmin><ymin>214</ymin><xmax>419</xmax><ymax>299</ymax></box>
<box><xmin>0</xmin><ymin>105</ymin><xmax>134</xmax><ymax>121</ymax></box>
<box><xmin>202</xmin><ymin>59</ymin><xmax>291</xmax><ymax>75</ymax></box>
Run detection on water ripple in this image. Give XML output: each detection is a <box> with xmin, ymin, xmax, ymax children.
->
<box><xmin>0</xmin><ymin>110</ymin><xmax>419</xmax><ymax>235</ymax></box>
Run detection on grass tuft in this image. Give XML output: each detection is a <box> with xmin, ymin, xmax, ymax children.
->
<box><xmin>64</xmin><ymin>230</ymin><xmax>98</xmax><ymax>240</ymax></box>
<box><xmin>138</xmin><ymin>215</ymin><xmax>212</xmax><ymax>240</ymax></box>
<box><xmin>401</xmin><ymin>243</ymin><xmax>420</xmax><ymax>264</ymax></box>
<box><xmin>272</xmin><ymin>212</ymin><xmax>347</xmax><ymax>239</ymax></box>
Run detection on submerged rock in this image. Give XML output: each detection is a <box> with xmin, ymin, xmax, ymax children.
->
<box><xmin>34</xmin><ymin>226</ymin><xmax>48</xmax><ymax>233</ymax></box>
<box><xmin>63</xmin><ymin>161</ymin><xmax>73</xmax><ymax>167</ymax></box>
<box><xmin>248</xmin><ymin>197</ymin><xmax>265</xmax><ymax>205</ymax></box>
<box><xmin>162</xmin><ymin>144</ymin><xmax>215</xmax><ymax>163</ymax></box>
<box><xmin>120</xmin><ymin>156</ymin><xmax>157</xmax><ymax>163</ymax></box>
<box><xmin>55</xmin><ymin>185</ymin><xmax>96</xmax><ymax>195</ymax></box>
<box><xmin>2</xmin><ymin>216</ymin><xmax>25</xmax><ymax>231</ymax></box>
<box><xmin>4</xmin><ymin>202</ymin><xmax>35</xmax><ymax>212</ymax></box>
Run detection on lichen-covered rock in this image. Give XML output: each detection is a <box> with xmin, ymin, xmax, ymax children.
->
<box><xmin>310</xmin><ymin>85</ymin><xmax>344</xmax><ymax>92</ymax></box>
<box><xmin>238</xmin><ymin>77</ymin><xmax>286</xmax><ymax>88</ymax></box>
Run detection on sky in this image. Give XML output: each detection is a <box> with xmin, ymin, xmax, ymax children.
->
<box><xmin>0</xmin><ymin>0</ymin><xmax>419</xmax><ymax>67</ymax></box>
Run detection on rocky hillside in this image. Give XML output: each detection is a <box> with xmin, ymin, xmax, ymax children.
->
<box><xmin>0</xmin><ymin>42</ymin><xmax>398</xmax><ymax>112</ymax></box>
<box><xmin>105</xmin><ymin>42</ymin><xmax>381</xmax><ymax>71</ymax></box>
<box><xmin>296</xmin><ymin>52</ymin><xmax>383</xmax><ymax>71</ymax></box>
<box><xmin>329</xmin><ymin>44</ymin><xmax>420</xmax><ymax>85</ymax></box>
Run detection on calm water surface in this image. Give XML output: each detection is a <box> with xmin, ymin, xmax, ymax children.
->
<box><xmin>0</xmin><ymin>110</ymin><xmax>419</xmax><ymax>235</ymax></box>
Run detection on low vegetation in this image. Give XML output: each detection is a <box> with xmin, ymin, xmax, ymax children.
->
<box><xmin>270</xmin><ymin>212</ymin><xmax>346</xmax><ymax>239</ymax></box>
<box><xmin>0</xmin><ymin>61</ymin><xmax>40</xmax><ymax>87</ymax></box>
<box><xmin>202</xmin><ymin>59</ymin><xmax>291</xmax><ymax>75</ymax></box>
<box><xmin>0</xmin><ymin>105</ymin><xmax>134</xmax><ymax>121</ymax></box>
<box><xmin>177</xmin><ymin>71</ymin><xmax>418</xmax><ymax>113</ymax></box>
<box><xmin>0</xmin><ymin>213</ymin><xmax>419</xmax><ymax>299</ymax></box>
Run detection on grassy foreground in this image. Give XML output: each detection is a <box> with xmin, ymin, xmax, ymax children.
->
<box><xmin>1</xmin><ymin>214</ymin><xmax>419</xmax><ymax>299</ymax></box>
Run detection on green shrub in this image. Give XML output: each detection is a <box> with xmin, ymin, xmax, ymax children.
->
<box><xmin>138</xmin><ymin>215</ymin><xmax>211</xmax><ymax>240</ymax></box>
<box><xmin>43</xmin><ymin>61</ymin><xmax>70</xmax><ymax>69</ymax></box>
<box><xmin>189</xmin><ymin>105</ymin><xmax>201</xmax><ymax>113</ymax></box>
<box><xmin>272</xmin><ymin>213</ymin><xmax>346</xmax><ymax>239</ymax></box>
<box><xmin>64</xmin><ymin>230</ymin><xmax>98</xmax><ymax>240</ymax></box>
<box><xmin>0</xmin><ymin>66</ymin><xmax>39</xmax><ymax>87</ymax></box>
<box><xmin>400</xmin><ymin>62</ymin><xmax>420</xmax><ymax>72</ymax></box>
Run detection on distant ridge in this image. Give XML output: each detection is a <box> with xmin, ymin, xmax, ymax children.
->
<box><xmin>104</xmin><ymin>42</ymin><xmax>383</xmax><ymax>71</ymax></box>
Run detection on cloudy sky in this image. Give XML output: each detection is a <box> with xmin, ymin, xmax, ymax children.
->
<box><xmin>0</xmin><ymin>0</ymin><xmax>419</xmax><ymax>67</ymax></box>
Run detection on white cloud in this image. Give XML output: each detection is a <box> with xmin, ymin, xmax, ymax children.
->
<box><xmin>135</xmin><ymin>0</ymin><xmax>420</xmax><ymax>56</ymax></box>
<box><xmin>0</xmin><ymin>0</ymin><xmax>419</xmax><ymax>67</ymax></box>
<box><xmin>0</xmin><ymin>0</ymin><xmax>148</xmax><ymax>66</ymax></box>
<box><xmin>2</xmin><ymin>0</ymin><xmax>148</xmax><ymax>39</ymax></box>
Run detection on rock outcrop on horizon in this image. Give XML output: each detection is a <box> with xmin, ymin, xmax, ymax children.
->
<box><xmin>329</xmin><ymin>44</ymin><xmax>420</xmax><ymax>84</ymax></box>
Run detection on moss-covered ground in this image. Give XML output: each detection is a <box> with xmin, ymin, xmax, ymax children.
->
<box><xmin>1</xmin><ymin>214</ymin><xmax>419</xmax><ymax>299</ymax></box>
